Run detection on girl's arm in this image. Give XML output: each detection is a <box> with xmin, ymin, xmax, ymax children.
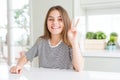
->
<box><xmin>68</xmin><ymin>19</ymin><xmax>84</xmax><ymax>72</ymax></box>
<box><xmin>10</xmin><ymin>54</ymin><xmax>28</xmax><ymax>74</ymax></box>
<box><xmin>71</xmin><ymin>42</ymin><xmax>84</xmax><ymax>72</ymax></box>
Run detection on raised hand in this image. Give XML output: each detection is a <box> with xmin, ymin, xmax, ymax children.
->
<box><xmin>68</xmin><ymin>19</ymin><xmax>80</xmax><ymax>45</ymax></box>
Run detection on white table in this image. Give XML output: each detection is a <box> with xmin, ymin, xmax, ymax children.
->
<box><xmin>1</xmin><ymin>65</ymin><xmax>120</xmax><ymax>80</ymax></box>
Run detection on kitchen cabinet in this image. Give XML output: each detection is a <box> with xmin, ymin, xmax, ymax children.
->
<box><xmin>80</xmin><ymin>0</ymin><xmax>120</xmax><ymax>8</ymax></box>
<box><xmin>80</xmin><ymin>0</ymin><xmax>120</xmax><ymax>4</ymax></box>
<box><xmin>84</xmin><ymin>57</ymin><xmax>120</xmax><ymax>72</ymax></box>
<box><xmin>83</xmin><ymin>50</ymin><xmax>120</xmax><ymax>72</ymax></box>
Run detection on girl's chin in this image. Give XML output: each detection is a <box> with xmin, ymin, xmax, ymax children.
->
<box><xmin>51</xmin><ymin>32</ymin><xmax>61</xmax><ymax>35</ymax></box>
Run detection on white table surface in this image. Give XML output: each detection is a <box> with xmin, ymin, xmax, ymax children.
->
<box><xmin>1</xmin><ymin>65</ymin><xmax>120</xmax><ymax>80</ymax></box>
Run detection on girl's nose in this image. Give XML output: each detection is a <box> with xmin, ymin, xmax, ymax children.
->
<box><xmin>53</xmin><ymin>19</ymin><xmax>58</xmax><ymax>24</ymax></box>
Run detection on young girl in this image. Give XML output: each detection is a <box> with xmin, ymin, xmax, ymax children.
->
<box><xmin>10</xmin><ymin>5</ymin><xmax>84</xmax><ymax>74</ymax></box>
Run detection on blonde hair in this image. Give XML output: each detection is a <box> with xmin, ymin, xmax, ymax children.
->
<box><xmin>40</xmin><ymin>5</ymin><xmax>71</xmax><ymax>47</ymax></box>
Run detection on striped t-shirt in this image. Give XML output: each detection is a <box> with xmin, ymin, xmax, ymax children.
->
<box><xmin>25</xmin><ymin>38</ymin><xmax>73</xmax><ymax>69</ymax></box>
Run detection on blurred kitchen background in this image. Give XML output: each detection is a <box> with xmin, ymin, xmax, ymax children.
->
<box><xmin>0</xmin><ymin>0</ymin><xmax>120</xmax><ymax>72</ymax></box>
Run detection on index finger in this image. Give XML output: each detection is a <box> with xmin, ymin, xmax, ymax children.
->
<box><xmin>74</xmin><ymin>18</ymin><xmax>80</xmax><ymax>27</ymax></box>
<box><xmin>71</xmin><ymin>18</ymin><xmax>80</xmax><ymax>28</ymax></box>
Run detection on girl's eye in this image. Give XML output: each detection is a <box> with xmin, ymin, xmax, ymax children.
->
<box><xmin>58</xmin><ymin>18</ymin><xmax>63</xmax><ymax>21</ymax></box>
<box><xmin>48</xmin><ymin>18</ymin><xmax>54</xmax><ymax>21</ymax></box>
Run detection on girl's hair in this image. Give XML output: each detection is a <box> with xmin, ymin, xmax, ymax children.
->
<box><xmin>40</xmin><ymin>5</ymin><xmax>71</xmax><ymax>47</ymax></box>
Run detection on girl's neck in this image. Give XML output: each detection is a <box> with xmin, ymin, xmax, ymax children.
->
<box><xmin>50</xmin><ymin>35</ymin><xmax>62</xmax><ymax>46</ymax></box>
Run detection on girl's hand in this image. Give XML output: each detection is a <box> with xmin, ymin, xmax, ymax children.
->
<box><xmin>10</xmin><ymin>66</ymin><xmax>22</xmax><ymax>74</ymax></box>
<box><xmin>68</xmin><ymin>19</ymin><xmax>80</xmax><ymax>45</ymax></box>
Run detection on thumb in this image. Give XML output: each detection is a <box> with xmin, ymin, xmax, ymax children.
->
<box><xmin>16</xmin><ymin>66</ymin><xmax>22</xmax><ymax>74</ymax></box>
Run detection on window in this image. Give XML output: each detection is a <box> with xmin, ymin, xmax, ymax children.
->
<box><xmin>86</xmin><ymin>8</ymin><xmax>120</xmax><ymax>42</ymax></box>
<box><xmin>0</xmin><ymin>0</ymin><xmax>7</xmax><ymax>42</ymax></box>
<box><xmin>11</xmin><ymin>0</ymin><xmax>30</xmax><ymax>46</ymax></box>
<box><xmin>0</xmin><ymin>0</ymin><xmax>30</xmax><ymax>65</ymax></box>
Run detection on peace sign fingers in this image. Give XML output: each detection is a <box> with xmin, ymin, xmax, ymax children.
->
<box><xmin>71</xmin><ymin>18</ymin><xmax>80</xmax><ymax>28</ymax></box>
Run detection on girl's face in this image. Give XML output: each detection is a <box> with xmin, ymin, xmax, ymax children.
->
<box><xmin>47</xmin><ymin>10</ymin><xmax>64</xmax><ymax>36</ymax></box>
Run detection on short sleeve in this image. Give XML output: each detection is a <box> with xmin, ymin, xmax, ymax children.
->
<box><xmin>69</xmin><ymin>47</ymin><xmax>73</xmax><ymax>61</ymax></box>
<box><xmin>25</xmin><ymin>38</ymin><xmax>42</xmax><ymax>62</ymax></box>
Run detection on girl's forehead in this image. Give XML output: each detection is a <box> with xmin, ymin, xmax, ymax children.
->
<box><xmin>48</xmin><ymin>10</ymin><xmax>62</xmax><ymax>17</ymax></box>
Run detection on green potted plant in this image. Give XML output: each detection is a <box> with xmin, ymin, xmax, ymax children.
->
<box><xmin>94</xmin><ymin>31</ymin><xmax>107</xmax><ymax>39</ymax></box>
<box><xmin>106</xmin><ymin>32</ymin><xmax>118</xmax><ymax>50</ymax></box>
<box><xmin>85</xmin><ymin>31</ymin><xmax>107</xmax><ymax>50</ymax></box>
<box><xmin>106</xmin><ymin>40</ymin><xmax>116</xmax><ymax>50</ymax></box>
<box><xmin>86</xmin><ymin>31</ymin><xmax>106</xmax><ymax>39</ymax></box>
<box><xmin>86</xmin><ymin>32</ymin><xmax>95</xmax><ymax>39</ymax></box>
<box><xmin>110</xmin><ymin>32</ymin><xmax>118</xmax><ymax>43</ymax></box>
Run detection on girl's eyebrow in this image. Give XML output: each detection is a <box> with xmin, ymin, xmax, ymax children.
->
<box><xmin>48</xmin><ymin>16</ymin><xmax>53</xmax><ymax>18</ymax></box>
<box><xmin>48</xmin><ymin>16</ymin><xmax>62</xmax><ymax>18</ymax></box>
<box><xmin>48</xmin><ymin>16</ymin><xmax>53</xmax><ymax>19</ymax></box>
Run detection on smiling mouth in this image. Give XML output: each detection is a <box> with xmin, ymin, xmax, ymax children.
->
<box><xmin>51</xmin><ymin>26</ymin><xmax>61</xmax><ymax>29</ymax></box>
